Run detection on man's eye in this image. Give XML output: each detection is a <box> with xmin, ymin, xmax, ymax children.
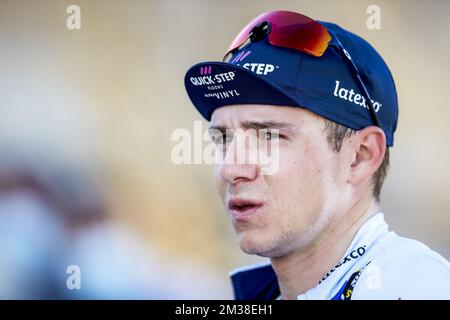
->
<box><xmin>211</xmin><ymin>135</ymin><xmax>223</xmax><ymax>144</ymax></box>
<box><xmin>264</xmin><ymin>131</ymin><xmax>280</xmax><ymax>140</ymax></box>
<box><xmin>211</xmin><ymin>134</ymin><xmax>233</xmax><ymax>144</ymax></box>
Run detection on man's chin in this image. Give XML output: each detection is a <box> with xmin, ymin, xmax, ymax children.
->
<box><xmin>237</xmin><ymin>231</ymin><xmax>281</xmax><ymax>257</ymax></box>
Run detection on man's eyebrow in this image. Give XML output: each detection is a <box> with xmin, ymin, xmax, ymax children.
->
<box><xmin>208</xmin><ymin>121</ymin><xmax>297</xmax><ymax>133</ymax></box>
<box><xmin>240</xmin><ymin>121</ymin><xmax>296</xmax><ymax>130</ymax></box>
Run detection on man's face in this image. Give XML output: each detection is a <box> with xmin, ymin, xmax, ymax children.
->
<box><xmin>210</xmin><ymin>104</ymin><xmax>351</xmax><ymax>258</ymax></box>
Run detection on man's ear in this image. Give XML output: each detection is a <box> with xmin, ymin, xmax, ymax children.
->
<box><xmin>349</xmin><ymin>126</ymin><xmax>386</xmax><ymax>186</ymax></box>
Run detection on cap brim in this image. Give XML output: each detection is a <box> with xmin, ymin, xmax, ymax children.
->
<box><xmin>184</xmin><ymin>61</ymin><xmax>302</xmax><ymax>121</ymax></box>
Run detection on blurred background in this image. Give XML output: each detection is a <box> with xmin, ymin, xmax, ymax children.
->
<box><xmin>0</xmin><ymin>0</ymin><xmax>448</xmax><ymax>299</ymax></box>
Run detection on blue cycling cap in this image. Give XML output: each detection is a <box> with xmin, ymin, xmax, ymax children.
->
<box><xmin>184</xmin><ymin>19</ymin><xmax>398</xmax><ymax>146</ymax></box>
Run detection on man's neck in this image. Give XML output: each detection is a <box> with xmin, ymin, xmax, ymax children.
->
<box><xmin>271</xmin><ymin>195</ymin><xmax>379</xmax><ymax>300</ymax></box>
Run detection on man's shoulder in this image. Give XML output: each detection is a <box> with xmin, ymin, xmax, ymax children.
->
<box><xmin>352</xmin><ymin>233</ymin><xmax>450</xmax><ymax>299</ymax></box>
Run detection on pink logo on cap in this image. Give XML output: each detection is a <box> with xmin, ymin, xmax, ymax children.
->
<box><xmin>200</xmin><ymin>66</ymin><xmax>212</xmax><ymax>75</ymax></box>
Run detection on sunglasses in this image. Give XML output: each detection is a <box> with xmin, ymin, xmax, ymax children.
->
<box><xmin>223</xmin><ymin>11</ymin><xmax>381</xmax><ymax>129</ymax></box>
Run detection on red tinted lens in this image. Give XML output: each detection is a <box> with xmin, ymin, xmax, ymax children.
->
<box><xmin>227</xmin><ymin>11</ymin><xmax>331</xmax><ymax>57</ymax></box>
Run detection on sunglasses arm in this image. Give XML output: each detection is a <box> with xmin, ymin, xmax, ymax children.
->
<box><xmin>329</xmin><ymin>32</ymin><xmax>382</xmax><ymax>128</ymax></box>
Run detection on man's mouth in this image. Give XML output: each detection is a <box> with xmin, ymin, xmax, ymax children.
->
<box><xmin>228</xmin><ymin>198</ymin><xmax>264</xmax><ymax>221</ymax></box>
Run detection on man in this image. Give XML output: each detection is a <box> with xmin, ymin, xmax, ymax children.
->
<box><xmin>184</xmin><ymin>10</ymin><xmax>450</xmax><ymax>299</ymax></box>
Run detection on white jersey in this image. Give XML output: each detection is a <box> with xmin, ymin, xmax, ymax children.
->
<box><xmin>230</xmin><ymin>213</ymin><xmax>450</xmax><ymax>300</ymax></box>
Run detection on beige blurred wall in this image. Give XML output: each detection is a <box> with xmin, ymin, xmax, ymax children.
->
<box><xmin>0</xmin><ymin>0</ymin><xmax>449</xmax><ymax>294</ymax></box>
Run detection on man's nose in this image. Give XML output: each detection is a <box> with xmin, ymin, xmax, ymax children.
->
<box><xmin>218</xmin><ymin>137</ymin><xmax>259</xmax><ymax>184</ymax></box>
